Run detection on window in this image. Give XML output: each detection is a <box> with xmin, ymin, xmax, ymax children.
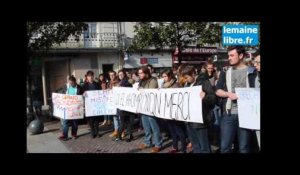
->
<box><xmin>90</xmin><ymin>23</ymin><xmax>97</xmax><ymax>38</ymax></box>
<box><xmin>84</xmin><ymin>23</ymin><xmax>97</xmax><ymax>38</ymax></box>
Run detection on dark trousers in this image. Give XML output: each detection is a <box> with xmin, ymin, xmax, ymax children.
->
<box><xmin>158</xmin><ymin>118</ymin><xmax>171</xmax><ymax>138</ymax></box>
<box><xmin>88</xmin><ymin>117</ymin><xmax>100</xmax><ymax>137</ymax></box>
<box><xmin>168</xmin><ymin>120</ymin><xmax>187</xmax><ymax>152</ymax></box>
<box><xmin>117</xmin><ymin>111</ymin><xmax>134</xmax><ymax>139</ymax></box>
<box><xmin>138</xmin><ymin>114</ymin><xmax>143</xmax><ymax>130</ymax></box>
<box><xmin>186</xmin><ymin>124</ymin><xmax>211</xmax><ymax>153</ymax></box>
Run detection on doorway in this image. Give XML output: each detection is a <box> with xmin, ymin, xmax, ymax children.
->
<box><xmin>102</xmin><ymin>64</ymin><xmax>114</xmax><ymax>81</ymax></box>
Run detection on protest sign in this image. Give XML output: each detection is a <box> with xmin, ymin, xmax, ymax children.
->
<box><xmin>235</xmin><ymin>88</ymin><xmax>260</xmax><ymax>130</ymax></box>
<box><xmin>52</xmin><ymin>93</ymin><xmax>84</xmax><ymax>120</ymax></box>
<box><xmin>85</xmin><ymin>90</ymin><xmax>116</xmax><ymax>117</ymax></box>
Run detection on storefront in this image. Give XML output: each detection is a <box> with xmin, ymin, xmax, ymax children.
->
<box><xmin>124</xmin><ymin>50</ymin><xmax>173</xmax><ymax>74</ymax></box>
<box><xmin>172</xmin><ymin>46</ymin><xmax>218</xmax><ymax>68</ymax></box>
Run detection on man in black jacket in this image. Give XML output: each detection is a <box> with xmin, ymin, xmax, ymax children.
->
<box><xmin>182</xmin><ymin>66</ymin><xmax>217</xmax><ymax>153</ymax></box>
<box><xmin>82</xmin><ymin>71</ymin><xmax>101</xmax><ymax>138</ymax></box>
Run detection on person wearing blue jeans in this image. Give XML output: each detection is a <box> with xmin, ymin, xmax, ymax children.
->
<box><xmin>113</xmin><ymin>114</ymin><xmax>120</xmax><ymax>130</ymax></box>
<box><xmin>137</xmin><ymin>66</ymin><xmax>163</xmax><ymax>153</ymax></box>
<box><xmin>216</xmin><ymin>46</ymin><xmax>257</xmax><ymax>153</ymax></box>
<box><xmin>186</xmin><ymin>124</ymin><xmax>211</xmax><ymax>153</ymax></box>
<box><xmin>141</xmin><ymin>114</ymin><xmax>163</xmax><ymax>149</ymax></box>
<box><xmin>220</xmin><ymin>114</ymin><xmax>251</xmax><ymax>153</ymax></box>
<box><xmin>58</xmin><ymin>75</ymin><xmax>82</xmax><ymax>140</ymax></box>
<box><xmin>61</xmin><ymin>119</ymin><xmax>78</xmax><ymax>139</ymax></box>
<box><xmin>109</xmin><ymin>113</ymin><xmax>120</xmax><ymax>138</ymax></box>
<box><xmin>107</xmin><ymin>70</ymin><xmax>120</xmax><ymax>138</ymax></box>
<box><xmin>182</xmin><ymin>66</ymin><xmax>217</xmax><ymax>153</ymax></box>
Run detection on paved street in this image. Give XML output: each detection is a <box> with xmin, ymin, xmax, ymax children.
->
<box><xmin>27</xmin><ymin>116</ymin><xmax>221</xmax><ymax>153</ymax></box>
<box><xmin>27</xmin><ymin>117</ymin><xmax>175</xmax><ymax>153</ymax></box>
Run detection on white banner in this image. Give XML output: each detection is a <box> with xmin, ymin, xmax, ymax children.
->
<box><xmin>52</xmin><ymin>93</ymin><xmax>84</xmax><ymax>120</ymax></box>
<box><xmin>85</xmin><ymin>90</ymin><xmax>117</xmax><ymax>117</ymax></box>
<box><xmin>235</xmin><ymin>88</ymin><xmax>260</xmax><ymax>130</ymax></box>
<box><xmin>113</xmin><ymin>87</ymin><xmax>138</xmax><ymax>113</ymax></box>
<box><xmin>113</xmin><ymin>86</ymin><xmax>203</xmax><ymax>123</ymax></box>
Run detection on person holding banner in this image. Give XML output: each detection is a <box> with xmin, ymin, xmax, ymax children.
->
<box><xmin>148</xmin><ymin>64</ymin><xmax>170</xmax><ymax>139</ymax></box>
<box><xmin>131</xmin><ymin>70</ymin><xmax>140</xmax><ymax>90</ymax></box>
<box><xmin>206</xmin><ymin>62</ymin><xmax>221</xmax><ymax>151</ymax></box>
<box><xmin>114</xmin><ymin>69</ymin><xmax>135</xmax><ymax>142</ymax></box>
<box><xmin>108</xmin><ymin>70</ymin><xmax>120</xmax><ymax>138</ymax></box>
<box><xmin>138</xmin><ymin>66</ymin><xmax>163</xmax><ymax>153</ymax></box>
<box><xmin>161</xmin><ymin>69</ymin><xmax>187</xmax><ymax>153</ymax></box>
<box><xmin>216</xmin><ymin>46</ymin><xmax>257</xmax><ymax>153</ymax></box>
<box><xmin>83</xmin><ymin>71</ymin><xmax>101</xmax><ymax>139</ymax></box>
<box><xmin>182</xmin><ymin>66</ymin><xmax>217</xmax><ymax>153</ymax></box>
<box><xmin>176</xmin><ymin>64</ymin><xmax>192</xmax><ymax>150</ymax></box>
<box><xmin>98</xmin><ymin>74</ymin><xmax>112</xmax><ymax>126</ymax></box>
<box><xmin>58</xmin><ymin>75</ymin><xmax>83</xmax><ymax>141</ymax></box>
<box><xmin>131</xmin><ymin>70</ymin><xmax>143</xmax><ymax>132</ymax></box>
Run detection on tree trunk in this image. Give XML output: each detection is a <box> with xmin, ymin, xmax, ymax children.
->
<box><xmin>27</xmin><ymin>66</ymin><xmax>33</xmax><ymax>112</ymax></box>
<box><xmin>177</xmin><ymin>45</ymin><xmax>182</xmax><ymax>65</ymax></box>
<box><xmin>176</xmin><ymin>23</ymin><xmax>182</xmax><ymax>65</ymax></box>
<box><xmin>27</xmin><ymin>49</ymin><xmax>34</xmax><ymax>115</ymax></box>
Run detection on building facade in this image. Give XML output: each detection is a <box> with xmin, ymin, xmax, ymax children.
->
<box><xmin>35</xmin><ymin>22</ymin><xmax>136</xmax><ymax>109</ymax></box>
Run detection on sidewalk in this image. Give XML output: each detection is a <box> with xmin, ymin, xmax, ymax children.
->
<box><xmin>27</xmin><ymin>118</ymin><xmax>174</xmax><ymax>153</ymax></box>
<box><xmin>27</xmin><ymin>118</ymin><xmax>220</xmax><ymax>153</ymax></box>
<box><xmin>27</xmin><ymin>125</ymin><xmax>71</xmax><ymax>153</ymax></box>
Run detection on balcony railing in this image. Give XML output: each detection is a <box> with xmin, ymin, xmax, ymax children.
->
<box><xmin>51</xmin><ymin>32</ymin><xmax>119</xmax><ymax>49</ymax></box>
